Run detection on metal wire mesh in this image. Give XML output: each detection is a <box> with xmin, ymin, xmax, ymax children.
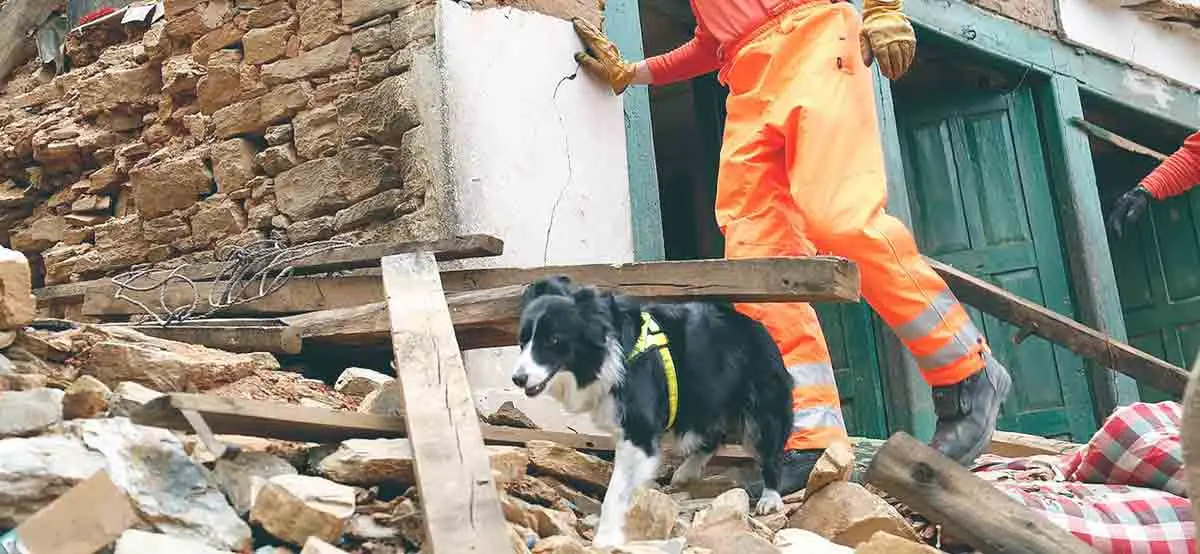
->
<box><xmin>109</xmin><ymin>239</ymin><xmax>357</xmax><ymax>325</ymax></box>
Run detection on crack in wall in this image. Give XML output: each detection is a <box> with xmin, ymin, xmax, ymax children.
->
<box><xmin>542</xmin><ymin>67</ymin><xmax>580</xmax><ymax>265</ymax></box>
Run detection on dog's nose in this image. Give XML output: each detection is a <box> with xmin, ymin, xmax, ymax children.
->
<box><xmin>512</xmin><ymin>372</ymin><xmax>528</xmax><ymax>387</ymax></box>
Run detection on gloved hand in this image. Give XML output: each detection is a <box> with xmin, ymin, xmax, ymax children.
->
<box><xmin>860</xmin><ymin>0</ymin><xmax>916</xmax><ymax>80</ymax></box>
<box><xmin>572</xmin><ymin>18</ymin><xmax>637</xmax><ymax>95</ymax></box>
<box><xmin>1107</xmin><ymin>185</ymin><xmax>1153</xmax><ymax>239</ymax></box>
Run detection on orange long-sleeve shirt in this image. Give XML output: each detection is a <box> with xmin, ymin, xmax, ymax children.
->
<box><xmin>1141</xmin><ymin>131</ymin><xmax>1200</xmax><ymax>200</ymax></box>
<box><xmin>644</xmin><ymin>0</ymin><xmax>801</xmax><ymax>85</ymax></box>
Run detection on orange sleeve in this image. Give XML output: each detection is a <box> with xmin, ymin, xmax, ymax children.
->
<box><xmin>643</xmin><ymin>26</ymin><xmax>721</xmax><ymax>86</ymax></box>
<box><xmin>1141</xmin><ymin>131</ymin><xmax>1200</xmax><ymax>200</ymax></box>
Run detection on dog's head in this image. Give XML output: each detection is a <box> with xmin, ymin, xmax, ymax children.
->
<box><xmin>511</xmin><ymin>275</ymin><xmax>612</xmax><ymax>399</ymax></box>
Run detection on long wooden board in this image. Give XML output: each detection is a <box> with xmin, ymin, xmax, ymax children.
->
<box><xmin>83</xmin><ymin>256</ymin><xmax>860</xmax><ymax>319</ymax></box>
<box><xmin>380</xmin><ymin>252</ymin><xmax>510</xmax><ymax>553</ymax></box>
<box><xmin>867</xmin><ymin>432</ymin><xmax>1095</xmax><ymax>554</ymax></box>
<box><xmin>102</xmin><ymin>320</ymin><xmax>302</xmax><ymax>354</ymax></box>
<box><xmin>929</xmin><ymin>257</ymin><xmax>1188</xmax><ymax>395</ymax></box>
<box><xmin>130</xmin><ymin>393</ymin><xmax>756</xmax><ymax>459</ymax></box>
<box><xmin>36</xmin><ymin>234</ymin><xmax>503</xmax><ymax>306</ymax></box>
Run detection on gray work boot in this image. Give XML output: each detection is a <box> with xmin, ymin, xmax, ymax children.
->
<box><xmin>928</xmin><ymin>353</ymin><xmax>1013</xmax><ymax>466</ymax></box>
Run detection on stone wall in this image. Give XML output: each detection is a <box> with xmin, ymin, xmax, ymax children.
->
<box><xmin>0</xmin><ymin>0</ymin><xmax>455</xmax><ymax>288</ymax></box>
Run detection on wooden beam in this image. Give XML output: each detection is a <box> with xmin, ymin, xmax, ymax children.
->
<box><xmin>100</xmin><ymin>320</ymin><xmax>303</xmax><ymax>354</ymax></box>
<box><xmin>1068</xmin><ymin>116</ymin><xmax>1170</xmax><ymax>161</ymax></box>
<box><xmin>988</xmin><ymin>431</ymin><xmax>1082</xmax><ymax>459</ymax></box>
<box><xmin>905</xmin><ymin>0</ymin><xmax>1200</xmax><ymax>130</ymax></box>
<box><xmin>87</xmin><ymin>256</ymin><xmax>861</xmax><ymax>319</ymax></box>
<box><xmin>866</xmin><ymin>432</ymin><xmax>1096</xmax><ymax>554</ymax></box>
<box><xmin>131</xmin><ymin>392</ymin><xmax>756</xmax><ymax>459</ymax></box>
<box><xmin>380</xmin><ymin>252</ymin><xmax>510</xmax><ymax>553</ymax></box>
<box><xmin>286</xmin><ymin>257</ymin><xmax>861</xmax><ymax>349</ymax></box>
<box><xmin>35</xmin><ymin>234</ymin><xmax>503</xmax><ymax>305</ymax></box>
<box><xmin>930</xmin><ymin>257</ymin><xmax>1188</xmax><ymax>395</ymax></box>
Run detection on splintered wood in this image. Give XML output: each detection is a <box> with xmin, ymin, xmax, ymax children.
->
<box><xmin>380</xmin><ymin>252</ymin><xmax>509</xmax><ymax>553</ymax></box>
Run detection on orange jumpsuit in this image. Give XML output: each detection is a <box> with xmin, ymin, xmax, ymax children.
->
<box><xmin>644</xmin><ymin>0</ymin><xmax>990</xmax><ymax>451</ymax></box>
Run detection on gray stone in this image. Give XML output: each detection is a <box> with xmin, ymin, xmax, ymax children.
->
<box><xmin>214</xmin><ymin>451</ymin><xmax>299</xmax><ymax>516</ymax></box>
<box><xmin>0</xmin><ymin>434</ymin><xmax>106</xmax><ymax>527</ymax></box>
<box><xmin>257</xmin><ymin>144</ymin><xmax>300</xmax><ymax>176</ymax></box>
<box><xmin>113</xmin><ymin>530</ymin><xmax>233</xmax><ymax>554</ymax></box>
<box><xmin>0</xmin><ymin>388</ymin><xmax>63</xmax><ymax>437</ymax></box>
<box><xmin>275</xmin><ymin>147</ymin><xmax>400</xmax><ymax>220</ymax></box>
<box><xmin>333</xmin><ymin>367</ymin><xmax>394</xmax><ymax>396</ymax></box>
<box><xmin>262</xmin><ymin>35</ymin><xmax>352</xmax><ymax>86</ymax></box>
<box><xmin>265</xmin><ymin>124</ymin><xmax>294</xmax><ymax>146</ymax></box>
<box><xmin>312</xmin><ymin>438</ymin><xmax>414</xmax><ymax>487</ymax></box>
<box><xmin>111</xmin><ymin>381</ymin><xmax>164</xmax><ymax>416</ymax></box>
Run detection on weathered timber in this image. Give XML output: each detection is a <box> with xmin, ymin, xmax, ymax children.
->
<box><xmin>36</xmin><ymin>234</ymin><xmax>503</xmax><ymax>305</ymax></box>
<box><xmin>285</xmin><ymin>257</ymin><xmax>861</xmax><ymax>348</ymax></box>
<box><xmin>1068</xmin><ymin>117</ymin><xmax>1169</xmax><ymax>162</ymax></box>
<box><xmin>130</xmin><ymin>392</ymin><xmax>756</xmax><ymax>459</ymax></box>
<box><xmin>101</xmin><ymin>319</ymin><xmax>302</xmax><ymax>354</ymax></box>
<box><xmin>988</xmin><ymin>430</ymin><xmax>1082</xmax><ymax>459</ymax></box>
<box><xmin>930</xmin><ymin>257</ymin><xmax>1188</xmax><ymax>395</ymax></box>
<box><xmin>866</xmin><ymin>432</ymin><xmax>1096</xmax><ymax>554</ymax></box>
<box><xmin>381</xmin><ymin>252</ymin><xmax>510</xmax><ymax>553</ymax></box>
<box><xmin>83</xmin><ymin>256</ymin><xmax>860</xmax><ymax>319</ymax></box>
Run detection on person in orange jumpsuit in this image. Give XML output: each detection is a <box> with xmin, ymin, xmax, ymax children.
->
<box><xmin>1107</xmin><ymin>131</ymin><xmax>1200</xmax><ymax>238</ymax></box>
<box><xmin>570</xmin><ymin>0</ymin><xmax>1013</xmax><ymax>495</ymax></box>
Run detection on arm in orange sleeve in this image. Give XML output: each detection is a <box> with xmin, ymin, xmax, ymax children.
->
<box><xmin>1141</xmin><ymin>131</ymin><xmax>1200</xmax><ymax>200</ymax></box>
<box><xmin>642</xmin><ymin>26</ymin><xmax>721</xmax><ymax>86</ymax></box>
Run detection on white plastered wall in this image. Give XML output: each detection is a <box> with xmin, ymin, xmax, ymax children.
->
<box><xmin>1059</xmin><ymin>0</ymin><xmax>1200</xmax><ymax>92</ymax></box>
<box><xmin>439</xmin><ymin>0</ymin><xmax>635</xmax><ymax>433</ymax></box>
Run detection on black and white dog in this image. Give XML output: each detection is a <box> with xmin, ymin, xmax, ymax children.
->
<box><xmin>511</xmin><ymin>275</ymin><xmax>792</xmax><ymax>546</ymax></box>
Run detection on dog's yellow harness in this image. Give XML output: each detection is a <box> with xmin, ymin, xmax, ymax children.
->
<box><xmin>628</xmin><ymin>311</ymin><xmax>679</xmax><ymax>430</ymax></box>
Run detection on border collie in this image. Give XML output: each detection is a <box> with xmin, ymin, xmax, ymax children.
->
<box><xmin>511</xmin><ymin>275</ymin><xmax>792</xmax><ymax>546</ymax></box>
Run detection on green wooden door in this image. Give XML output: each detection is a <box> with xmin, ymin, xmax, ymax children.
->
<box><xmin>896</xmin><ymin>86</ymin><xmax>1095</xmax><ymax>441</ymax></box>
<box><xmin>690</xmin><ymin>76</ymin><xmax>890</xmax><ymax>440</ymax></box>
<box><xmin>1109</xmin><ymin>170</ymin><xmax>1200</xmax><ymax>402</ymax></box>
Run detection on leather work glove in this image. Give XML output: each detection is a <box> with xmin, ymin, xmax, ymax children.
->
<box><xmin>1107</xmin><ymin>185</ymin><xmax>1153</xmax><ymax>239</ymax></box>
<box><xmin>572</xmin><ymin>17</ymin><xmax>637</xmax><ymax>95</ymax></box>
<box><xmin>860</xmin><ymin>0</ymin><xmax>916</xmax><ymax>81</ymax></box>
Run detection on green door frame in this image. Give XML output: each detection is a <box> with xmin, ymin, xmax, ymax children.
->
<box><xmin>605</xmin><ymin>0</ymin><xmax>667</xmax><ymax>262</ymax></box>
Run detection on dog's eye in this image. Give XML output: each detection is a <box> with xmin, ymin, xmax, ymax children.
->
<box><xmin>548</xmin><ymin>336</ymin><xmax>559</xmax><ymax>345</ymax></box>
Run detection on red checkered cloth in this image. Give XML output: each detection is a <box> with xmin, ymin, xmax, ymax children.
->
<box><xmin>967</xmin><ymin>402</ymin><xmax>1194</xmax><ymax>554</ymax></box>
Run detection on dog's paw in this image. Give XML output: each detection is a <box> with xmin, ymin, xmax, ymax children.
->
<box><xmin>754</xmin><ymin>489</ymin><xmax>784</xmax><ymax>515</ymax></box>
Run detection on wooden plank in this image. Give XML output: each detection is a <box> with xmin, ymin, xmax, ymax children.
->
<box><xmin>102</xmin><ymin>320</ymin><xmax>303</xmax><ymax>354</ymax></box>
<box><xmin>987</xmin><ymin>430</ymin><xmax>1082</xmax><ymax>459</ymax></box>
<box><xmin>286</xmin><ymin>257</ymin><xmax>861</xmax><ymax>349</ymax></box>
<box><xmin>1068</xmin><ymin>116</ymin><xmax>1170</xmax><ymax>161</ymax></box>
<box><xmin>88</xmin><ymin>256</ymin><xmax>860</xmax><ymax>319</ymax></box>
<box><xmin>930</xmin><ymin>256</ymin><xmax>1188</xmax><ymax>395</ymax></box>
<box><xmin>2</xmin><ymin>471</ymin><xmax>141</xmax><ymax>554</ymax></box>
<box><xmin>131</xmin><ymin>394</ymin><xmax>408</xmax><ymax>443</ymax></box>
<box><xmin>866</xmin><ymin>432</ymin><xmax>1096</xmax><ymax>554</ymax></box>
<box><xmin>130</xmin><ymin>392</ymin><xmax>756</xmax><ymax>460</ymax></box>
<box><xmin>35</xmin><ymin>234</ymin><xmax>503</xmax><ymax>305</ymax></box>
<box><xmin>380</xmin><ymin>251</ymin><xmax>509</xmax><ymax>553</ymax></box>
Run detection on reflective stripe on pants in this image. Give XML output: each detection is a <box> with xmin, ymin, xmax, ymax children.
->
<box><xmin>717</xmin><ymin>2</ymin><xmax>987</xmax><ymax>451</ymax></box>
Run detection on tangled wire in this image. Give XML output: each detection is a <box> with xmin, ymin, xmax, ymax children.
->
<box><xmin>110</xmin><ymin>239</ymin><xmax>357</xmax><ymax>325</ymax></box>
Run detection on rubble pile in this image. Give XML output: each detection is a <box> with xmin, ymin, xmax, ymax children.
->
<box><xmin>0</xmin><ymin>0</ymin><xmax>448</xmax><ymax>290</ymax></box>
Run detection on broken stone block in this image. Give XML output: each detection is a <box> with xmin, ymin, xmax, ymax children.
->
<box><xmin>248</xmin><ymin>1</ymin><xmax>296</xmax><ymax>27</ymax></box>
<box><xmin>297</xmin><ymin>0</ymin><xmax>346</xmax><ymax>49</ymax></box>
<box><xmin>193</xmin><ymin>19</ymin><xmax>249</xmax><ymax>65</ymax></box>
<box><xmin>129</xmin><ymin>150</ymin><xmax>213</xmax><ymax>219</ymax></box>
<box><xmin>62</xmin><ymin>375</ymin><xmax>113</xmax><ymax>419</ymax></box>
<box><xmin>389</xmin><ymin>2</ymin><xmax>434</xmax><ymax>49</ymax></box>
<box><xmin>529</xmin><ymin>504</ymin><xmax>579</xmax><ymax>539</ymax></box>
<box><xmin>214</xmin><ymin>451</ymin><xmax>299</xmax><ymax>516</ymax></box>
<box><xmin>332</xmin><ymin>188</ymin><xmax>413</xmax><ymax>233</ymax></box>
<box><xmin>353</xmin><ymin>20</ymin><xmax>392</xmax><ymax>54</ymax></box>
<box><xmin>66</xmin><ymin>418</ymin><xmax>252</xmax><ymax>551</ymax></box>
<box><xmin>0</xmin><ymin>434</ymin><xmax>106</xmax><ymax>527</ymax></box>
<box><xmin>710</xmin><ymin>532</ymin><xmax>781</xmax><ymax>554</ymax></box>
<box><xmin>506</xmin><ymin>475</ymin><xmax>565</xmax><ymax>509</ymax></box>
<box><xmin>214</xmin><ymin>81</ymin><xmax>313</xmax><ymax>138</ymax></box>
<box><xmin>251</xmin><ymin>474</ymin><xmax>356</xmax><ymax>546</ymax></box>
<box><xmin>191</xmin><ymin>197</ymin><xmax>248</xmax><ymax>245</ymax></box>
<box><xmin>110</xmin><ymin>381</ymin><xmax>165</xmax><ymax>416</ymax></box>
<box><xmin>292</xmin><ymin>105</ymin><xmax>339</xmax><ymax>159</ymax></box>
<box><xmin>263</xmin><ymin>34</ymin><xmax>352</xmax><ymax>85</ymax></box>
<box><xmin>79</xmin><ymin>326</ymin><xmax>279</xmax><ymax>392</ymax></box>
<box><xmin>807</xmin><ymin>441</ymin><xmax>854</xmax><ymax>497</ymax></box>
<box><xmin>265</xmin><ymin>124</ymin><xmax>294</xmax><ymax>145</ymax></box>
<box><xmin>540</xmin><ymin>477</ymin><xmax>602</xmax><ymax>516</ymax></box>
<box><xmin>211</xmin><ymin>138</ymin><xmax>260</xmax><ymax>193</ymax></box>
<box><xmin>773</xmin><ymin>529</ymin><xmax>852</xmax><ymax>553</ymax></box>
<box><xmin>624</xmin><ymin>487</ymin><xmax>680</xmax><ymax>541</ymax></box>
<box><xmin>258</xmin><ymin>143</ymin><xmax>301</xmax><ymax>175</ymax></box>
<box><xmin>335</xmin><ymin>75</ymin><xmax>418</xmax><ymax>147</ymax></box>
<box><xmin>694</xmin><ymin>488</ymin><xmax>750</xmax><ymax>528</ymax></box>
<box><xmin>530</xmin><ymin>535</ymin><xmax>587</xmax><ymax>553</ymax></box>
<box><xmin>787</xmin><ymin>481</ymin><xmax>918</xmax><ymax>548</ymax></box>
<box><xmin>143</xmin><ymin>213</ymin><xmax>192</xmax><ymax>243</ymax></box>
<box><xmin>0</xmin><ymin>248</ymin><xmax>34</xmax><ymax>329</ymax></box>
<box><xmin>853</xmin><ymin>531</ymin><xmax>943</xmax><ymax>553</ymax></box>
<box><xmin>244</xmin><ymin>18</ymin><xmax>296</xmax><ymax>64</ymax></box>
<box><xmin>275</xmin><ymin>146</ymin><xmax>401</xmax><ymax>220</ymax></box>
<box><xmin>527</xmin><ymin>440</ymin><xmax>613</xmax><ymax>494</ymax></box>
<box><xmin>313</xmin><ymin>438</ymin><xmax>414</xmax><ymax>487</ymax></box>
<box><xmin>509</xmin><ymin>523</ymin><xmax>533</xmax><ymax>554</ymax></box>
<box><xmin>489</xmin><ymin>445</ymin><xmax>531</xmax><ymax>486</ymax></box>
<box><xmin>685</xmin><ymin>516</ymin><xmax>757</xmax><ymax>553</ymax></box>
<box><xmin>198</xmin><ymin>50</ymin><xmax>243</xmax><ymax>115</ymax></box>
<box><xmin>78</xmin><ymin>64</ymin><xmax>163</xmax><ymax>118</ymax></box>
<box><xmin>70</xmin><ymin>194</ymin><xmax>113</xmax><ymax>213</ymax></box>
<box><xmin>162</xmin><ymin>54</ymin><xmax>208</xmax><ymax>97</ymax></box>
<box><xmin>113</xmin><ymin>530</ymin><xmax>232</xmax><ymax>554</ymax></box>
<box><xmin>0</xmin><ymin>388</ymin><xmax>64</xmax><ymax>437</ymax></box>
<box><xmin>486</xmin><ymin>401</ymin><xmax>540</xmax><ymax>429</ymax></box>
<box><xmin>343</xmin><ymin>0</ymin><xmax>411</xmax><ymax>24</ymax></box>
<box><xmin>300</xmin><ymin>536</ymin><xmax>351</xmax><ymax>553</ymax></box>
<box><xmin>334</xmin><ymin>367</ymin><xmax>393</xmax><ymax>397</ymax></box>
<box><xmin>286</xmin><ymin>215</ymin><xmax>335</xmax><ymax>243</ymax></box>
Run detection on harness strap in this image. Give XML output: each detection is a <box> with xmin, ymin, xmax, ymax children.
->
<box><xmin>629</xmin><ymin>311</ymin><xmax>679</xmax><ymax>430</ymax></box>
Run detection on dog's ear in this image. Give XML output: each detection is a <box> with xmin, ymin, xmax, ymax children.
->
<box><xmin>522</xmin><ymin>275</ymin><xmax>573</xmax><ymax>307</ymax></box>
<box><xmin>571</xmin><ymin>285</ymin><xmax>597</xmax><ymax>305</ymax></box>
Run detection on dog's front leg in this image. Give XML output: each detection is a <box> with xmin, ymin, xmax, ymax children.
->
<box><xmin>593</xmin><ymin>439</ymin><xmax>659</xmax><ymax>547</ymax></box>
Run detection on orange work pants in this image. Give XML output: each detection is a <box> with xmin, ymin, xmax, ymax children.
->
<box><xmin>715</xmin><ymin>1</ymin><xmax>989</xmax><ymax>451</ymax></box>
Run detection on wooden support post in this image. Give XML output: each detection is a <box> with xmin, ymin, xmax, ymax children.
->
<box><xmin>866</xmin><ymin>432</ymin><xmax>1096</xmax><ymax>554</ymax></box>
<box><xmin>380</xmin><ymin>252</ymin><xmax>509</xmax><ymax>553</ymax></box>
<box><xmin>929</xmin><ymin>257</ymin><xmax>1187</xmax><ymax>395</ymax></box>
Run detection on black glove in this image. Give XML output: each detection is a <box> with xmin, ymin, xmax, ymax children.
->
<box><xmin>1107</xmin><ymin>186</ymin><xmax>1152</xmax><ymax>239</ymax></box>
